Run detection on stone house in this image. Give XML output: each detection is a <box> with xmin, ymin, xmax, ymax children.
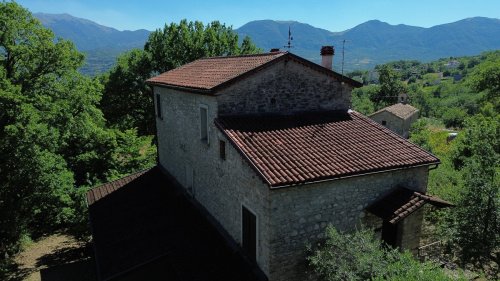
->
<box><xmin>369</xmin><ymin>103</ymin><xmax>419</xmax><ymax>138</ymax></box>
<box><xmin>142</xmin><ymin>49</ymin><xmax>451</xmax><ymax>281</ymax></box>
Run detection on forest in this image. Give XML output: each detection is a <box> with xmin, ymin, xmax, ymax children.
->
<box><xmin>1</xmin><ymin>1</ymin><xmax>498</xmax><ymax>280</ymax></box>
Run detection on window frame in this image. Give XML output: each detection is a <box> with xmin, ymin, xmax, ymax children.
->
<box><xmin>199</xmin><ymin>104</ymin><xmax>209</xmax><ymax>144</ymax></box>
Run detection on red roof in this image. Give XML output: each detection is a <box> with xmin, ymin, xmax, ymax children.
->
<box><xmin>215</xmin><ymin>111</ymin><xmax>439</xmax><ymax>187</ymax></box>
<box><xmin>146</xmin><ymin>52</ymin><xmax>362</xmax><ymax>93</ymax></box>
<box><xmin>367</xmin><ymin>187</ymin><xmax>453</xmax><ymax>224</ymax></box>
<box><xmin>86</xmin><ymin>168</ymin><xmax>149</xmax><ymax>205</ymax></box>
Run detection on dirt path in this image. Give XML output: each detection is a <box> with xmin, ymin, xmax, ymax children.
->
<box><xmin>9</xmin><ymin>233</ymin><xmax>96</xmax><ymax>281</ymax></box>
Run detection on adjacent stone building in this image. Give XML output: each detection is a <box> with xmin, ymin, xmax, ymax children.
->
<box><xmin>369</xmin><ymin>103</ymin><xmax>419</xmax><ymax>138</ymax></box>
<box><xmin>142</xmin><ymin>50</ymin><xmax>450</xmax><ymax>281</ymax></box>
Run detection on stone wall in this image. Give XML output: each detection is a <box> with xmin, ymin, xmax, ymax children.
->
<box><xmin>398</xmin><ymin>208</ymin><xmax>424</xmax><ymax>254</ymax></box>
<box><xmin>370</xmin><ymin>110</ymin><xmax>419</xmax><ymax>138</ymax></box>
<box><xmin>370</xmin><ymin>111</ymin><xmax>405</xmax><ymax>136</ymax></box>
<box><xmin>153</xmin><ymin>86</ymin><xmax>273</xmax><ymax>275</ymax></box>
<box><xmin>217</xmin><ymin>59</ymin><xmax>354</xmax><ymax>115</ymax></box>
<box><xmin>266</xmin><ymin>166</ymin><xmax>429</xmax><ymax>281</ymax></box>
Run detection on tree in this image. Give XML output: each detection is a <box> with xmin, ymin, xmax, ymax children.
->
<box><xmin>100</xmin><ymin>19</ymin><xmax>261</xmax><ymax>135</ymax></box>
<box><xmin>468</xmin><ymin>58</ymin><xmax>500</xmax><ymax>111</ymax></box>
<box><xmin>100</xmin><ymin>49</ymin><xmax>154</xmax><ymax>135</ymax></box>
<box><xmin>0</xmin><ymin>2</ymin><xmax>155</xmax><ymax>267</ymax></box>
<box><xmin>307</xmin><ymin>226</ymin><xmax>462</xmax><ymax>281</ymax></box>
<box><xmin>351</xmin><ymin>85</ymin><xmax>378</xmax><ymax>114</ymax></box>
<box><xmin>451</xmin><ymin>115</ymin><xmax>499</xmax><ymax>264</ymax></box>
<box><xmin>370</xmin><ymin>65</ymin><xmax>407</xmax><ymax>106</ymax></box>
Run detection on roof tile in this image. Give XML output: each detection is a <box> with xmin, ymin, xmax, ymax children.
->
<box><xmin>367</xmin><ymin>187</ymin><xmax>454</xmax><ymax>224</ymax></box>
<box><xmin>216</xmin><ymin>111</ymin><xmax>439</xmax><ymax>187</ymax></box>
<box><xmin>370</xmin><ymin>103</ymin><xmax>419</xmax><ymax>120</ymax></box>
<box><xmin>146</xmin><ymin>52</ymin><xmax>286</xmax><ymax>91</ymax></box>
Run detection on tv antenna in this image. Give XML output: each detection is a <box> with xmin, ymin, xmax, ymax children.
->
<box><xmin>341</xmin><ymin>39</ymin><xmax>349</xmax><ymax>76</ymax></box>
<box><xmin>284</xmin><ymin>26</ymin><xmax>293</xmax><ymax>49</ymax></box>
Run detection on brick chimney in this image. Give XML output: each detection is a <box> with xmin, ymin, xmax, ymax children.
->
<box><xmin>320</xmin><ymin>46</ymin><xmax>334</xmax><ymax>70</ymax></box>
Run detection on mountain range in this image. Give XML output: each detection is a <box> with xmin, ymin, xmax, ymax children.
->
<box><xmin>35</xmin><ymin>13</ymin><xmax>500</xmax><ymax>75</ymax></box>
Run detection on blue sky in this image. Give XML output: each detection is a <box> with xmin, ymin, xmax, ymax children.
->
<box><xmin>17</xmin><ymin>0</ymin><xmax>500</xmax><ymax>31</ymax></box>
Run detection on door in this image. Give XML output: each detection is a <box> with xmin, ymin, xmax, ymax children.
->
<box><xmin>242</xmin><ymin>206</ymin><xmax>257</xmax><ymax>260</ymax></box>
<box><xmin>381</xmin><ymin>220</ymin><xmax>398</xmax><ymax>247</ymax></box>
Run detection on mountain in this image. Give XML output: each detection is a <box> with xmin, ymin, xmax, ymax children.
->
<box><xmin>35</xmin><ymin>13</ymin><xmax>150</xmax><ymax>74</ymax></box>
<box><xmin>236</xmin><ymin>17</ymin><xmax>500</xmax><ymax>71</ymax></box>
<box><xmin>34</xmin><ymin>13</ymin><xmax>500</xmax><ymax>75</ymax></box>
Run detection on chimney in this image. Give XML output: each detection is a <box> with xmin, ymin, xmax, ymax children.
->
<box><xmin>270</xmin><ymin>48</ymin><xmax>280</xmax><ymax>53</ymax></box>
<box><xmin>320</xmin><ymin>46</ymin><xmax>334</xmax><ymax>70</ymax></box>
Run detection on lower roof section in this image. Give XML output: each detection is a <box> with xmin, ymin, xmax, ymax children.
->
<box><xmin>87</xmin><ymin>167</ymin><xmax>264</xmax><ymax>281</ymax></box>
<box><xmin>215</xmin><ymin>110</ymin><xmax>440</xmax><ymax>187</ymax></box>
<box><xmin>367</xmin><ymin>187</ymin><xmax>454</xmax><ymax>224</ymax></box>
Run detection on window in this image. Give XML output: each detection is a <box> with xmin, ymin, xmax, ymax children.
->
<box><xmin>200</xmin><ymin>105</ymin><xmax>208</xmax><ymax>143</ymax></box>
<box><xmin>156</xmin><ymin>94</ymin><xmax>162</xmax><ymax>119</ymax></box>
<box><xmin>382</xmin><ymin>120</ymin><xmax>387</xmax><ymax>126</ymax></box>
<box><xmin>219</xmin><ymin>140</ymin><xmax>226</xmax><ymax>160</ymax></box>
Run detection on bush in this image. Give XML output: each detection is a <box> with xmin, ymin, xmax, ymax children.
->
<box><xmin>307</xmin><ymin>226</ymin><xmax>464</xmax><ymax>281</ymax></box>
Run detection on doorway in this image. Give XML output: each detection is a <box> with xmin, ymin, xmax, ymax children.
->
<box><xmin>242</xmin><ymin>206</ymin><xmax>257</xmax><ymax>260</ymax></box>
<box><xmin>381</xmin><ymin>220</ymin><xmax>399</xmax><ymax>247</ymax></box>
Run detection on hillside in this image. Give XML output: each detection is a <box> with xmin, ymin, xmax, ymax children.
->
<box><xmin>35</xmin><ymin>13</ymin><xmax>150</xmax><ymax>75</ymax></box>
<box><xmin>34</xmin><ymin>14</ymin><xmax>500</xmax><ymax>75</ymax></box>
<box><xmin>237</xmin><ymin>17</ymin><xmax>500</xmax><ymax>71</ymax></box>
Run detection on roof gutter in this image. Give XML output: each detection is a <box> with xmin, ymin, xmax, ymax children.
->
<box><xmin>269</xmin><ymin>161</ymin><xmax>441</xmax><ymax>189</ymax></box>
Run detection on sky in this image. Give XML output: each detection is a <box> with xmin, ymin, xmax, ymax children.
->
<box><xmin>16</xmin><ymin>0</ymin><xmax>500</xmax><ymax>32</ymax></box>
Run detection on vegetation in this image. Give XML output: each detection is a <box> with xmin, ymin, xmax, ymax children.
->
<box><xmin>307</xmin><ymin>227</ymin><xmax>464</xmax><ymax>281</ymax></box>
<box><xmin>100</xmin><ymin>20</ymin><xmax>261</xmax><ymax>135</ymax></box>
<box><xmin>349</xmin><ymin>50</ymin><xmax>499</xmax><ymax>278</ymax></box>
<box><xmin>1</xmin><ymin>1</ymin><xmax>498</xmax><ymax>279</ymax></box>
<box><xmin>349</xmin><ymin>50</ymin><xmax>499</xmax><ymax>127</ymax></box>
<box><xmin>0</xmin><ymin>2</ymin><xmax>155</xmax><ymax>274</ymax></box>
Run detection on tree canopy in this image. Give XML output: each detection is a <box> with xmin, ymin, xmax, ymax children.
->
<box><xmin>0</xmin><ymin>2</ymin><xmax>154</xmax><ymax>268</ymax></box>
<box><xmin>100</xmin><ymin>20</ymin><xmax>261</xmax><ymax>135</ymax></box>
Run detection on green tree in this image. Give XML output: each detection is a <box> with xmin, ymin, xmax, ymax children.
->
<box><xmin>468</xmin><ymin>59</ymin><xmax>500</xmax><ymax>110</ymax></box>
<box><xmin>451</xmin><ymin>115</ymin><xmax>499</xmax><ymax>263</ymax></box>
<box><xmin>0</xmin><ymin>2</ymin><xmax>155</xmax><ymax>268</ymax></box>
<box><xmin>370</xmin><ymin>65</ymin><xmax>407</xmax><ymax>106</ymax></box>
<box><xmin>351</xmin><ymin>85</ymin><xmax>378</xmax><ymax>114</ymax></box>
<box><xmin>100</xmin><ymin>49</ymin><xmax>154</xmax><ymax>135</ymax></box>
<box><xmin>307</xmin><ymin>226</ymin><xmax>462</xmax><ymax>281</ymax></box>
<box><xmin>101</xmin><ymin>19</ymin><xmax>261</xmax><ymax>135</ymax></box>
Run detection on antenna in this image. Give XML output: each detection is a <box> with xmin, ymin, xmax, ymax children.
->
<box><xmin>341</xmin><ymin>39</ymin><xmax>349</xmax><ymax>76</ymax></box>
<box><xmin>284</xmin><ymin>26</ymin><xmax>293</xmax><ymax>49</ymax></box>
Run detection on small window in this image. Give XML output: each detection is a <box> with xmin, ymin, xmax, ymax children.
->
<box><xmin>219</xmin><ymin>140</ymin><xmax>226</xmax><ymax>160</ymax></box>
<box><xmin>382</xmin><ymin>120</ymin><xmax>387</xmax><ymax>126</ymax></box>
<box><xmin>200</xmin><ymin>105</ymin><xmax>208</xmax><ymax>143</ymax></box>
<box><xmin>156</xmin><ymin>94</ymin><xmax>162</xmax><ymax>119</ymax></box>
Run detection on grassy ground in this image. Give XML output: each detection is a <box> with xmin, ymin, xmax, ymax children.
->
<box><xmin>8</xmin><ymin>233</ymin><xmax>96</xmax><ymax>281</ymax></box>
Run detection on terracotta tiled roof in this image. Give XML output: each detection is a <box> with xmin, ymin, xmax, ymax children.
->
<box><xmin>147</xmin><ymin>52</ymin><xmax>286</xmax><ymax>91</ymax></box>
<box><xmin>146</xmin><ymin>52</ymin><xmax>362</xmax><ymax>93</ymax></box>
<box><xmin>367</xmin><ymin>187</ymin><xmax>453</xmax><ymax>224</ymax></box>
<box><xmin>86</xmin><ymin>168</ymin><xmax>149</xmax><ymax>205</ymax></box>
<box><xmin>369</xmin><ymin>103</ymin><xmax>419</xmax><ymax>120</ymax></box>
<box><xmin>215</xmin><ymin>111</ymin><xmax>439</xmax><ymax>187</ymax></box>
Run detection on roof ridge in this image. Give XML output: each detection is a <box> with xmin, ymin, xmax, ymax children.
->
<box><xmin>352</xmin><ymin>111</ymin><xmax>440</xmax><ymax>161</ymax></box>
<box><xmin>202</xmin><ymin>51</ymin><xmax>287</xmax><ymax>60</ymax></box>
<box><xmin>88</xmin><ymin>167</ymin><xmax>153</xmax><ymax>192</ymax></box>
<box><xmin>368</xmin><ymin>103</ymin><xmax>418</xmax><ymax>119</ymax></box>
